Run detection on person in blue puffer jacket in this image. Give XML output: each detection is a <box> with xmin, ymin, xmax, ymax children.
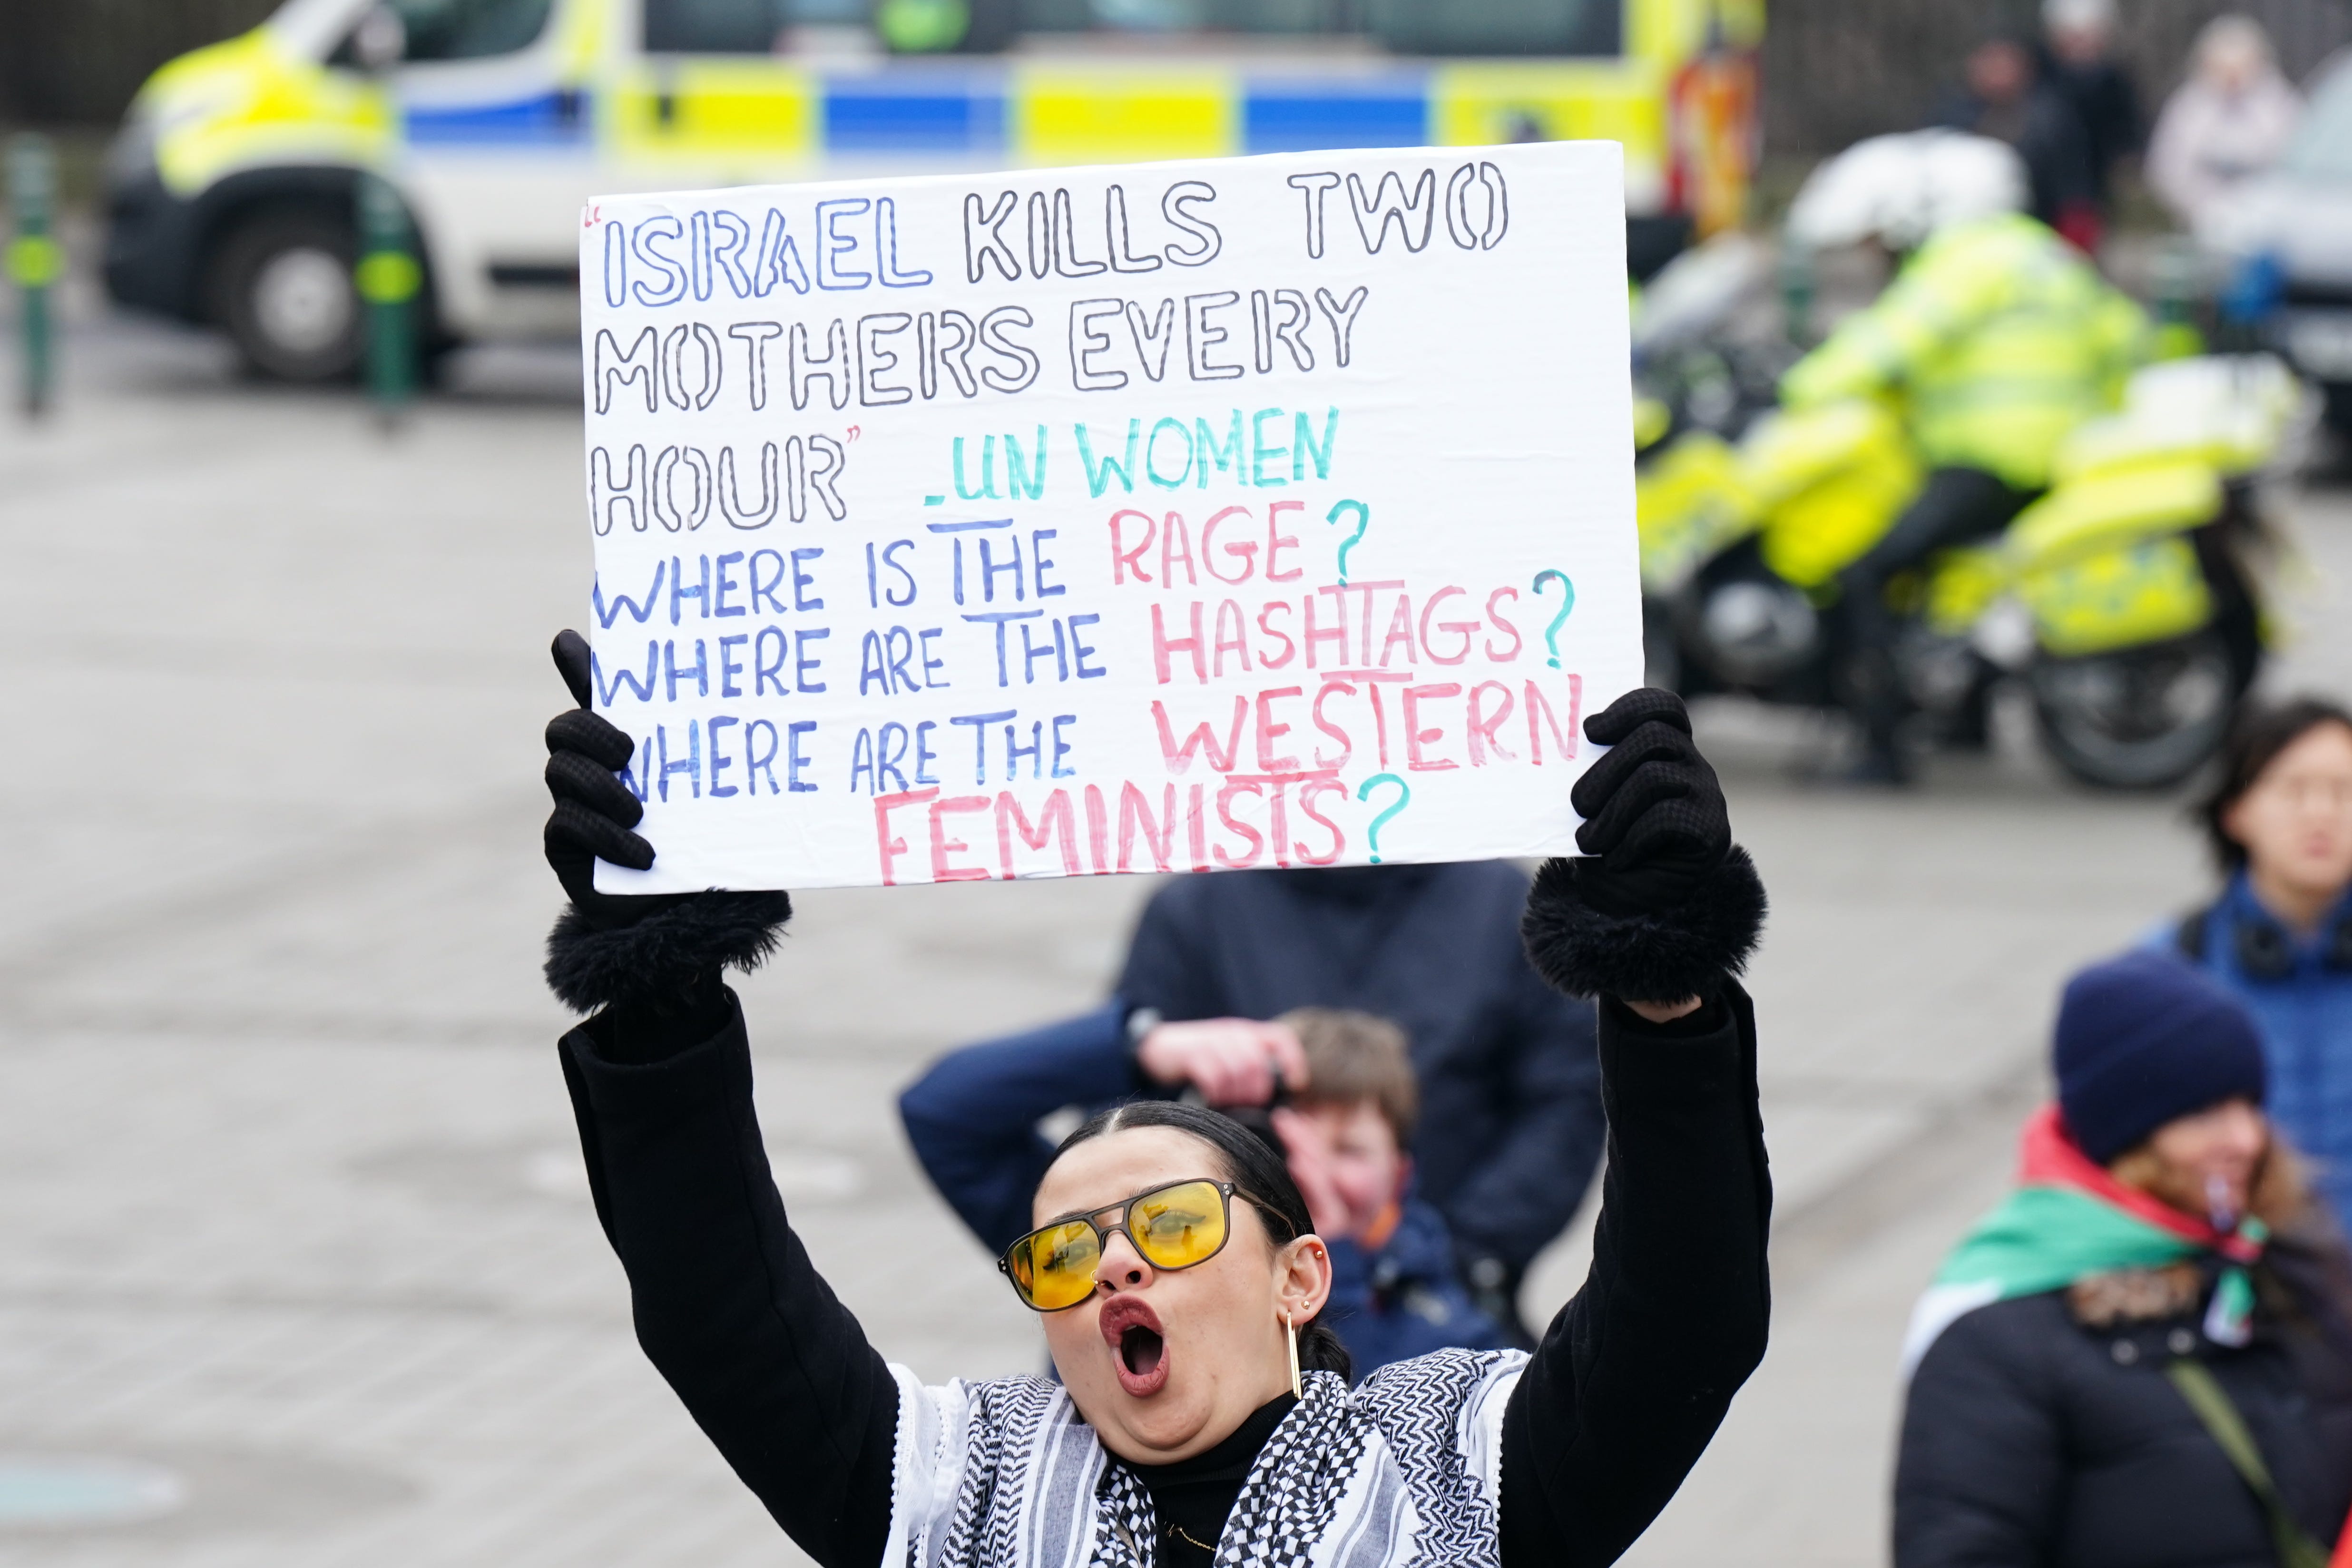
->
<box><xmin>2154</xmin><ymin>696</ymin><xmax>2352</xmax><ymax>1228</ymax></box>
<box><xmin>899</xmin><ymin>1003</ymin><xmax>1512</xmax><ymax>1377</ymax></box>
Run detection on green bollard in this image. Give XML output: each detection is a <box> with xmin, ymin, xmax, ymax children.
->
<box><xmin>355</xmin><ymin>171</ymin><xmax>421</xmax><ymax>423</ymax></box>
<box><xmin>8</xmin><ymin>135</ymin><xmax>61</xmax><ymax>420</ymax></box>
<box><xmin>2150</xmin><ymin>236</ymin><xmax>2206</xmax><ymax>361</ymax></box>
<box><xmin>1777</xmin><ymin>240</ymin><xmax>1815</xmax><ymax>349</ymax></box>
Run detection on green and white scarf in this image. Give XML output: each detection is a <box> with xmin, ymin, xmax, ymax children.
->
<box><xmin>1901</xmin><ymin>1105</ymin><xmax>2264</xmax><ymax>1377</ymax></box>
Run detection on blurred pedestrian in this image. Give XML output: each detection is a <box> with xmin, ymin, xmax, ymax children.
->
<box><xmin>2158</xmin><ymin>697</ymin><xmax>2352</xmax><ymax>1231</ymax></box>
<box><xmin>2146</xmin><ymin>14</ymin><xmax>2304</xmax><ymax>231</ymax></box>
<box><xmin>1937</xmin><ymin>33</ymin><xmax>2105</xmax><ymax>250</ymax></box>
<box><xmin>1895</xmin><ymin>951</ymin><xmax>2352</xmax><ymax>1566</ymax></box>
<box><xmin>1781</xmin><ymin>131</ymin><xmax>2147</xmax><ymax>782</ymax></box>
<box><xmin>1115</xmin><ymin>862</ymin><xmax>1604</xmax><ymax>1343</ymax></box>
<box><xmin>2040</xmin><ymin>0</ymin><xmax>2143</xmax><ymax>216</ymax></box>
<box><xmin>540</xmin><ymin>647</ymin><xmax>1774</xmax><ymax>1568</ymax></box>
<box><xmin>898</xmin><ymin>1004</ymin><xmax>1514</xmax><ymax>1377</ymax></box>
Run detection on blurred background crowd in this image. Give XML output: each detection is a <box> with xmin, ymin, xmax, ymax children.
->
<box><xmin>8</xmin><ymin>0</ymin><xmax>2352</xmax><ymax>1564</ymax></box>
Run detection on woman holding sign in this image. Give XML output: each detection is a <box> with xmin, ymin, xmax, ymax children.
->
<box><xmin>541</xmin><ymin>630</ymin><xmax>1771</xmax><ymax>1568</ymax></box>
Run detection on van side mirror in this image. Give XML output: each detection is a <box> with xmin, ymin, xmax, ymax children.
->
<box><xmin>350</xmin><ymin>5</ymin><xmax>407</xmax><ymax>73</ymax></box>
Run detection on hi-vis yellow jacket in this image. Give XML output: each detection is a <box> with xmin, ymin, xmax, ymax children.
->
<box><xmin>1780</xmin><ymin>214</ymin><xmax>2149</xmax><ymax>490</ymax></box>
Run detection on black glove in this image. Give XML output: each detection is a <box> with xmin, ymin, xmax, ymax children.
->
<box><xmin>539</xmin><ymin>629</ymin><xmax>793</xmax><ymax>1021</ymax></box>
<box><xmin>543</xmin><ymin>628</ymin><xmax>677</xmax><ymax>932</ymax></box>
<box><xmin>1567</xmin><ymin>688</ymin><xmax>1730</xmax><ymax>918</ymax></box>
<box><xmin>1521</xmin><ymin>687</ymin><xmax>1764</xmax><ymax>1002</ymax></box>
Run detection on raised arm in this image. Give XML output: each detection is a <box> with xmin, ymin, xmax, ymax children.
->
<box><xmin>1499</xmin><ymin>688</ymin><xmax>1774</xmax><ymax>1566</ymax></box>
<box><xmin>541</xmin><ymin>630</ymin><xmax>893</xmax><ymax>1568</ymax></box>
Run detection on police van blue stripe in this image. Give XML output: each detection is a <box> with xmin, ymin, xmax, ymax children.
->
<box><xmin>823</xmin><ymin>81</ymin><xmax>1006</xmax><ymax>152</ymax></box>
<box><xmin>1243</xmin><ymin>80</ymin><xmax>1428</xmax><ymax>153</ymax></box>
<box><xmin>405</xmin><ymin>91</ymin><xmax>587</xmax><ymax>147</ymax></box>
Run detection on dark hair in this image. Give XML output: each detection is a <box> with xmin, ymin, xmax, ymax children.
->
<box><xmin>1050</xmin><ymin>1100</ymin><xmax>1354</xmax><ymax>1383</ymax></box>
<box><xmin>2195</xmin><ymin>697</ymin><xmax>2352</xmax><ymax>870</ymax></box>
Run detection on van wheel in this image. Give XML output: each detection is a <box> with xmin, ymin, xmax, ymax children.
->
<box><xmin>212</xmin><ymin>211</ymin><xmax>362</xmax><ymax>382</ymax></box>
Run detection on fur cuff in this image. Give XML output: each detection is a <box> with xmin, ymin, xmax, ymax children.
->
<box><xmin>1521</xmin><ymin>845</ymin><xmax>1766</xmax><ymax>1001</ymax></box>
<box><xmin>544</xmin><ymin>891</ymin><xmax>794</xmax><ymax>1014</ymax></box>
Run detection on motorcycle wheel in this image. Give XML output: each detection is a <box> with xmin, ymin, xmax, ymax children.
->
<box><xmin>2030</xmin><ymin>629</ymin><xmax>2239</xmax><ymax>790</ymax></box>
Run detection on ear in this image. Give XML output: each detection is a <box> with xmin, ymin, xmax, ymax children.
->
<box><xmin>1275</xmin><ymin>1235</ymin><xmax>1333</xmax><ymax>1322</ymax></box>
<box><xmin>2219</xmin><ymin>795</ymin><xmax>2248</xmax><ymax>846</ymax></box>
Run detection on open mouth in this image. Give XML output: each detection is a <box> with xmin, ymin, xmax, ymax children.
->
<box><xmin>1120</xmin><ymin>1325</ymin><xmax>1165</xmax><ymax>1376</ymax></box>
<box><xmin>1098</xmin><ymin>1297</ymin><xmax>1171</xmax><ymax>1397</ymax></box>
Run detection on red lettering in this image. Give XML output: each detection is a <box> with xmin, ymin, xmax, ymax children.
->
<box><xmin>1293</xmin><ymin>777</ymin><xmax>1347</xmax><ymax>864</ymax></box>
<box><xmin>874</xmin><ymin>787</ymin><xmax>939</xmax><ymax>886</ymax></box>
<box><xmin>1084</xmin><ymin>783</ymin><xmax>1110</xmax><ymax>873</ymax></box>
<box><xmin>1338</xmin><ymin>669</ymin><xmax>1413</xmax><ymax>768</ymax></box>
<box><xmin>1254</xmin><ymin>686</ymin><xmax>1303</xmax><ymax>772</ymax></box>
<box><xmin>1312</xmin><ymin>679</ymin><xmax>1355</xmax><ymax>769</ymax></box>
<box><xmin>997</xmin><ymin>790</ymin><xmax>1079</xmax><ymax>878</ymax></box>
<box><xmin>1186</xmin><ymin>782</ymin><xmax>1209</xmax><ymax>872</ymax></box>
<box><xmin>1160</xmin><ymin>511</ymin><xmax>1197</xmax><ymax>587</ymax></box>
<box><xmin>1467</xmin><ymin>680</ymin><xmax>1517</xmax><ymax>764</ymax></box>
<box><xmin>1265</xmin><ymin>501</ymin><xmax>1303</xmax><ymax>582</ymax></box>
<box><xmin>1485</xmin><ymin>587</ymin><xmax>1523</xmax><ymax>662</ymax></box>
<box><xmin>1151</xmin><ymin>601</ymin><xmax>1206</xmax><ymax>685</ymax></box>
<box><xmin>1378</xmin><ymin>593</ymin><xmax>1420</xmax><ymax>666</ymax></box>
<box><xmin>1256</xmin><ymin>599</ymin><xmax>1297</xmax><ymax>669</ymax></box>
<box><xmin>1109</xmin><ymin>509</ymin><xmax>1156</xmax><ymax>585</ymax></box>
<box><xmin>1151</xmin><ymin>696</ymin><xmax>1246</xmax><ymax>774</ymax></box>
<box><xmin>1212</xmin><ymin>599</ymin><xmax>1254</xmax><ymax>676</ymax></box>
<box><xmin>929</xmin><ymin>794</ymin><xmax>994</xmax><ymax>882</ymax></box>
<box><xmin>1202</xmin><ymin>506</ymin><xmax>1257</xmax><ymax>584</ymax></box>
<box><xmin>1404</xmin><ymin>683</ymin><xmax>1463</xmax><ymax>771</ymax></box>
<box><xmin>1345</xmin><ymin>580</ymin><xmax>1406</xmax><ymax>662</ymax></box>
<box><xmin>1118</xmin><ymin>782</ymin><xmax>1178</xmax><ymax>872</ymax></box>
<box><xmin>1419</xmin><ymin>586</ymin><xmax>1475</xmax><ymax>665</ymax></box>
<box><xmin>1303</xmin><ymin>586</ymin><xmax>1350</xmax><ymax>667</ymax></box>
<box><xmin>1214</xmin><ymin>779</ymin><xmax>1265</xmax><ymax>869</ymax></box>
<box><xmin>1526</xmin><ymin>678</ymin><xmax>1577</xmax><ymax>763</ymax></box>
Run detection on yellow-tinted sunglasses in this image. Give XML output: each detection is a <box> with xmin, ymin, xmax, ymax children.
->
<box><xmin>999</xmin><ymin>1178</ymin><xmax>1270</xmax><ymax>1312</ymax></box>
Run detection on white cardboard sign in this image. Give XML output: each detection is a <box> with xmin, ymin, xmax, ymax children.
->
<box><xmin>580</xmin><ymin>141</ymin><xmax>1640</xmax><ymax>892</ymax></box>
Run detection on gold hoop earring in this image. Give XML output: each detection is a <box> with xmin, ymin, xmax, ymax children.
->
<box><xmin>1285</xmin><ymin>1311</ymin><xmax>1303</xmax><ymax>1400</ymax></box>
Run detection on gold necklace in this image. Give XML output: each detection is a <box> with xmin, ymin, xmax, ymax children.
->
<box><xmin>1168</xmin><ymin>1523</ymin><xmax>1217</xmax><ymax>1552</ymax></box>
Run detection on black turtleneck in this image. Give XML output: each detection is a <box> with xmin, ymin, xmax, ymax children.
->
<box><xmin>1122</xmin><ymin>1393</ymin><xmax>1297</xmax><ymax>1567</ymax></box>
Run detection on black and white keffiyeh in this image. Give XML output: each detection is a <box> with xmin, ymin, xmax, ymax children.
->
<box><xmin>881</xmin><ymin>1349</ymin><xmax>1527</xmax><ymax>1568</ymax></box>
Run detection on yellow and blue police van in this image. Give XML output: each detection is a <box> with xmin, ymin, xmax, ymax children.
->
<box><xmin>104</xmin><ymin>0</ymin><xmax>1761</xmax><ymax>381</ymax></box>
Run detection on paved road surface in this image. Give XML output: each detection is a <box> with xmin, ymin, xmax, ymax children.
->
<box><xmin>1</xmin><ymin>316</ymin><xmax>2348</xmax><ymax>1565</ymax></box>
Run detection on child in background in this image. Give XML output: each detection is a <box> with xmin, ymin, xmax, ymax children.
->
<box><xmin>1265</xmin><ymin>1008</ymin><xmax>1515</xmax><ymax>1367</ymax></box>
<box><xmin>899</xmin><ymin>1002</ymin><xmax>1510</xmax><ymax>1378</ymax></box>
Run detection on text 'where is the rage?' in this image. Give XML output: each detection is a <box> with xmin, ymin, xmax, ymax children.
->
<box><xmin>579</xmin><ymin>141</ymin><xmax>1644</xmax><ymax>892</ymax></box>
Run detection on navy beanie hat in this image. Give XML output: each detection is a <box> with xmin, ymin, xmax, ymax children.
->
<box><xmin>2054</xmin><ymin>949</ymin><xmax>2268</xmax><ymax>1164</ymax></box>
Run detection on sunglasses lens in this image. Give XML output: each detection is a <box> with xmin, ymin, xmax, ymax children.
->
<box><xmin>1128</xmin><ymin>1181</ymin><xmax>1228</xmax><ymax>1271</ymax></box>
<box><xmin>1010</xmin><ymin>1219</ymin><xmax>1099</xmax><ymax>1311</ymax></box>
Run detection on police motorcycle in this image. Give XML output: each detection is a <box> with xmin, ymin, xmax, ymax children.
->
<box><xmin>1633</xmin><ymin>139</ymin><xmax>2302</xmax><ymax>789</ymax></box>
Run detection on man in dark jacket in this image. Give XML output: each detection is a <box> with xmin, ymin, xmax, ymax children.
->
<box><xmin>1113</xmin><ymin>862</ymin><xmax>1604</xmax><ymax>1339</ymax></box>
<box><xmin>1937</xmin><ymin>34</ymin><xmax>2105</xmax><ymax>249</ymax></box>
<box><xmin>2041</xmin><ymin>0</ymin><xmax>2142</xmax><ymax>216</ymax></box>
<box><xmin>899</xmin><ymin>1002</ymin><xmax>1514</xmax><ymax>1375</ymax></box>
<box><xmin>1895</xmin><ymin>952</ymin><xmax>2352</xmax><ymax>1566</ymax></box>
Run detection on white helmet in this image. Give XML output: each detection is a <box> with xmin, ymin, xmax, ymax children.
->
<box><xmin>1784</xmin><ymin>131</ymin><xmax>2029</xmax><ymax>253</ymax></box>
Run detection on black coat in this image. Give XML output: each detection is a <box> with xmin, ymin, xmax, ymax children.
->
<box><xmin>1895</xmin><ymin>1245</ymin><xmax>2352</xmax><ymax>1568</ymax></box>
<box><xmin>559</xmin><ymin>985</ymin><xmax>1769</xmax><ymax>1568</ymax></box>
<box><xmin>1115</xmin><ymin>862</ymin><xmax>1604</xmax><ymax>1278</ymax></box>
<box><xmin>1934</xmin><ymin>82</ymin><xmax>2100</xmax><ymax>226</ymax></box>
